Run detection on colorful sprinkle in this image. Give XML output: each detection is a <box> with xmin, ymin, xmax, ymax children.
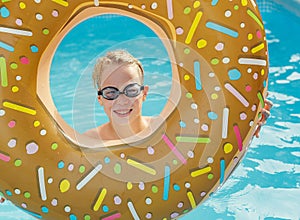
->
<box><xmin>247</xmin><ymin>9</ymin><xmax>263</xmax><ymax>29</ymax></box>
<box><xmin>3</xmin><ymin>101</ymin><xmax>36</xmax><ymax>115</ymax></box>
<box><xmin>208</xmin><ymin>111</ymin><xmax>218</xmax><ymax>120</ymax></box>
<box><xmin>223</xmin><ymin>143</ymin><xmax>233</xmax><ymax>154</ymax></box>
<box><xmin>0</xmin><ymin>26</ymin><xmax>32</xmax><ymax>36</ymax></box>
<box><xmin>228</xmin><ymin>69</ymin><xmax>241</xmax><ymax>80</ymax></box>
<box><xmin>37</xmin><ymin>167</ymin><xmax>47</xmax><ymax>201</ymax></box>
<box><xmin>0</xmin><ymin>57</ymin><xmax>8</xmax><ymax>87</ymax></box>
<box><xmin>166</xmin><ymin>0</ymin><xmax>173</xmax><ymax>20</ymax></box>
<box><xmin>93</xmin><ymin>188</ymin><xmax>107</xmax><ymax>211</ymax></box>
<box><xmin>220</xmin><ymin>159</ymin><xmax>225</xmax><ymax>184</ymax></box>
<box><xmin>163</xmin><ymin>166</ymin><xmax>171</xmax><ymax>200</ymax></box>
<box><xmin>114</xmin><ymin>163</ymin><xmax>122</xmax><ymax>174</ymax></box>
<box><xmin>14</xmin><ymin>159</ymin><xmax>22</xmax><ymax>167</ymax></box>
<box><xmin>26</xmin><ymin>142</ymin><xmax>39</xmax><ymax>154</ymax></box>
<box><xmin>187</xmin><ymin>191</ymin><xmax>196</xmax><ymax>208</ymax></box>
<box><xmin>233</xmin><ymin>125</ymin><xmax>243</xmax><ymax>151</ymax></box>
<box><xmin>225</xmin><ymin>83</ymin><xmax>249</xmax><ymax>107</ymax></box>
<box><xmin>0</xmin><ymin>41</ymin><xmax>14</xmax><ymax>52</ymax></box>
<box><xmin>0</xmin><ymin>152</ymin><xmax>10</xmax><ymax>162</ymax></box>
<box><xmin>206</xmin><ymin>21</ymin><xmax>238</xmax><ymax>38</ymax></box>
<box><xmin>251</xmin><ymin>42</ymin><xmax>265</xmax><ymax>54</ymax></box>
<box><xmin>127</xmin><ymin>201</ymin><xmax>140</xmax><ymax>220</ymax></box>
<box><xmin>176</xmin><ymin>136</ymin><xmax>211</xmax><ymax>144</ymax></box>
<box><xmin>185</xmin><ymin>11</ymin><xmax>203</xmax><ymax>44</ymax></box>
<box><xmin>101</xmin><ymin>213</ymin><xmax>121</xmax><ymax>220</ymax></box>
<box><xmin>59</xmin><ymin>179</ymin><xmax>71</xmax><ymax>193</ymax></box>
<box><xmin>238</xmin><ymin>58</ymin><xmax>267</xmax><ymax>66</ymax></box>
<box><xmin>76</xmin><ymin>164</ymin><xmax>102</xmax><ymax>190</ymax></box>
<box><xmin>191</xmin><ymin>166</ymin><xmax>212</xmax><ymax>177</ymax></box>
<box><xmin>126</xmin><ymin>159</ymin><xmax>156</xmax><ymax>175</ymax></box>
<box><xmin>194</xmin><ymin>60</ymin><xmax>202</xmax><ymax>90</ymax></box>
<box><xmin>222</xmin><ymin>107</ymin><xmax>229</xmax><ymax>139</ymax></box>
<box><xmin>52</xmin><ymin>0</ymin><xmax>69</xmax><ymax>7</ymax></box>
<box><xmin>162</xmin><ymin>134</ymin><xmax>187</xmax><ymax>164</ymax></box>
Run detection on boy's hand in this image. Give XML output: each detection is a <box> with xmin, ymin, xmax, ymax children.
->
<box><xmin>254</xmin><ymin>99</ymin><xmax>273</xmax><ymax>138</ymax></box>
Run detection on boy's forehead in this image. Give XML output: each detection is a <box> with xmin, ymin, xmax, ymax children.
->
<box><xmin>101</xmin><ymin>63</ymin><xmax>142</xmax><ymax>86</ymax></box>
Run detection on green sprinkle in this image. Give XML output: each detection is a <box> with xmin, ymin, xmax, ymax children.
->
<box><xmin>24</xmin><ymin>192</ymin><xmax>31</xmax><ymax>198</ymax></box>
<box><xmin>79</xmin><ymin>165</ymin><xmax>85</xmax><ymax>173</ymax></box>
<box><xmin>152</xmin><ymin>185</ymin><xmax>158</xmax><ymax>193</ymax></box>
<box><xmin>51</xmin><ymin>143</ymin><xmax>58</xmax><ymax>150</ymax></box>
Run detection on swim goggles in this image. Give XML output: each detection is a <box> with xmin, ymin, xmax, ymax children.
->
<box><xmin>98</xmin><ymin>83</ymin><xmax>144</xmax><ymax>100</ymax></box>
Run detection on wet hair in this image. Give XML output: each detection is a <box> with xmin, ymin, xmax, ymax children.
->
<box><xmin>93</xmin><ymin>50</ymin><xmax>144</xmax><ymax>88</ymax></box>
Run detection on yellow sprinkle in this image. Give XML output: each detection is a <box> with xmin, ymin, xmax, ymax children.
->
<box><xmin>3</xmin><ymin>101</ymin><xmax>36</xmax><ymax>115</ymax></box>
<box><xmin>33</xmin><ymin>120</ymin><xmax>40</xmax><ymax>127</ymax></box>
<box><xmin>184</xmin><ymin>74</ymin><xmax>190</xmax><ymax>80</ymax></box>
<box><xmin>127</xmin><ymin>182</ymin><xmax>133</xmax><ymax>190</ymax></box>
<box><xmin>211</xmin><ymin>93</ymin><xmax>218</xmax><ymax>100</ymax></box>
<box><xmin>197</xmin><ymin>39</ymin><xmax>207</xmax><ymax>49</ymax></box>
<box><xmin>19</xmin><ymin>2</ymin><xmax>26</xmax><ymax>9</ymax></box>
<box><xmin>241</xmin><ymin>0</ymin><xmax>247</xmax><ymax>6</ymax></box>
<box><xmin>261</xmin><ymin>68</ymin><xmax>265</xmax><ymax>76</ymax></box>
<box><xmin>59</xmin><ymin>179</ymin><xmax>70</xmax><ymax>193</ymax></box>
<box><xmin>52</xmin><ymin>0</ymin><xmax>69</xmax><ymax>7</ymax></box>
<box><xmin>93</xmin><ymin>188</ymin><xmax>107</xmax><ymax>211</ymax></box>
<box><xmin>185</xmin><ymin>11</ymin><xmax>203</xmax><ymax>44</ymax></box>
<box><xmin>251</xmin><ymin>42</ymin><xmax>265</xmax><ymax>54</ymax></box>
<box><xmin>191</xmin><ymin>166</ymin><xmax>212</xmax><ymax>177</ymax></box>
<box><xmin>187</xmin><ymin>191</ymin><xmax>196</xmax><ymax>208</ymax></box>
<box><xmin>248</xmin><ymin>33</ymin><xmax>253</xmax><ymax>40</ymax></box>
<box><xmin>193</xmin><ymin>1</ymin><xmax>200</xmax><ymax>8</ymax></box>
<box><xmin>224</xmin><ymin>143</ymin><xmax>233</xmax><ymax>154</ymax></box>
<box><xmin>127</xmin><ymin>159</ymin><xmax>156</xmax><ymax>175</ymax></box>
<box><xmin>12</xmin><ymin>86</ymin><xmax>19</xmax><ymax>93</ymax></box>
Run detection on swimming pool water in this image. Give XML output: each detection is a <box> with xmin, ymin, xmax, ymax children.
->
<box><xmin>1</xmin><ymin>1</ymin><xmax>300</xmax><ymax>219</ymax></box>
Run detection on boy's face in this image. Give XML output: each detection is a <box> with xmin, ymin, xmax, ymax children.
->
<box><xmin>98</xmin><ymin>63</ymin><xmax>149</xmax><ymax>126</ymax></box>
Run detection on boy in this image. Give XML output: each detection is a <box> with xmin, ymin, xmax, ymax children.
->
<box><xmin>84</xmin><ymin>50</ymin><xmax>151</xmax><ymax>140</ymax></box>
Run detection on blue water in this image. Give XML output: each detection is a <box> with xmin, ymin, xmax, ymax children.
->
<box><xmin>1</xmin><ymin>1</ymin><xmax>300</xmax><ymax>219</ymax></box>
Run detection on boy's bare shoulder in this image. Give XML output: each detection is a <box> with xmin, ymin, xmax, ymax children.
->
<box><xmin>83</xmin><ymin>127</ymin><xmax>101</xmax><ymax>139</ymax></box>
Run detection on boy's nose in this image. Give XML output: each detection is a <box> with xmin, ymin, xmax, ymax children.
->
<box><xmin>115</xmin><ymin>94</ymin><xmax>130</xmax><ymax>105</ymax></box>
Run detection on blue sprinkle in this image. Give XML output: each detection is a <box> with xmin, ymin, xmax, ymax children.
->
<box><xmin>263</xmin><ymin>80</ymin><xmax>267</xmax><ymax>88</ymax></box>
<box><xmin>179</xmin><ymin>120</ymin><xmax>186</xmax><ymax>128</ymax></box>
<box><xmin>104</xmin><ymin>156</ymin><xmax>110</xmax><ymax>164</ymax></box>
<box><xmin>211</xmin><ymin>0</ymin><xmax>219</xmax><ymax>6</ymax></box>
<box><xmin>69</xmin><ymin>214</ymin><xmax>77</xmax><ymax>220</ymax></box>
<box><xmin>102</xmin><ymin>205</ymin><xmax>109</xmax><ymax>213</ymax></box>
<box><xmin>208</xmin><ymin>112</ymin><xmax>218</xmax><ymax>120</ymax></box>
<box><xmin>30</xmin><ymin>45</ymin><xmax>39</xmax><ymax>53</ymax></box>
<box><xmin>173</xmin><ymin>184</ymin><xmax>180</xmax><ymax>191</ymax></box>
<box><xmin>58</xmin><ymin>161</ymin><xmax>65</xmax><ymax>169</ymax></box>
<box><xmin>5</xmin><ymin>190</ymin><xmax>12</xmax><ymax>196</ymax></box>
<box><xmin>0</xmin><ymin>7</ymin><xmax>10</xmax><ymax>18</ymax></box>
<box><xmin>0</xmin><ymin>41</ymin><xmax>14</xmax><ymax>52</ymax></box>
<box><xmin>228</xmin><ymin>69</ymin><xmax>241</xmax><ymax>80</ymax></box>
<box><xmin>41</xmin><ymin>206</ymin><xmax>48</xmax><ymax>213</ymax></box>
<box><xmin>206</xmin><ymin>22</ymin><xmax>239</xmax><ymax>38</ymax></box>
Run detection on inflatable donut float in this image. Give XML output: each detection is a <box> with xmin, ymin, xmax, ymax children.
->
<box><xmin>0</xmin><ymin>0</ymin><xmax>268</xmax><ymax>219</ymax></box>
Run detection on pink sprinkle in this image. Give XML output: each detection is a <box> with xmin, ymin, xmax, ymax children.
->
<box><xmin>162</xmin><ymin>134</ymin><xmax>187</xmax><ymax>164</ymax></box>
<box><xmin>233</xmin><ymin>125</ymin><xmax>243</xmax><ymax>151</ymax></box>
<box><xmin>256</xmin><ymin>30</ymin><xmax>262</xmax><ymax>39</ymax></box>
<box><xmin>0</xmin><ymin>153</ymin><xmax>10</xmax><ymax>162</ymax></box>
<box><xmin>20</xmin><ymin>56</ymin><xmax>29</xmax><ymax>64</ymax></box>
<box><xmin>102</xmin><ymin>213</ymin><xmax>121</xmax><ymax>220</ymax></box>
<box><xmin>8</xmin><ymin>120</ymin><xmax>16</xmax><ymax>128</ymax></box>
<box><xmin>240</xmin><ymin>112</ymin><xmax>247</xmax><ymax>120</ymax></box>
<box><xmin>52</xmin><ymin>10</ymin><xmax>59</xmax><ymax>17</ymax></box>
<box><xmin>245</xmin><ymin>85</ymin><xmax>252</xmax><ymax>92</ymax></box>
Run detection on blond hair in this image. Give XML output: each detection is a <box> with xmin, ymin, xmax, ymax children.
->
<box><xmin>93</xmin><ymin>50</ymin><xmax>144</xmax><ymax>88</ymax></box>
